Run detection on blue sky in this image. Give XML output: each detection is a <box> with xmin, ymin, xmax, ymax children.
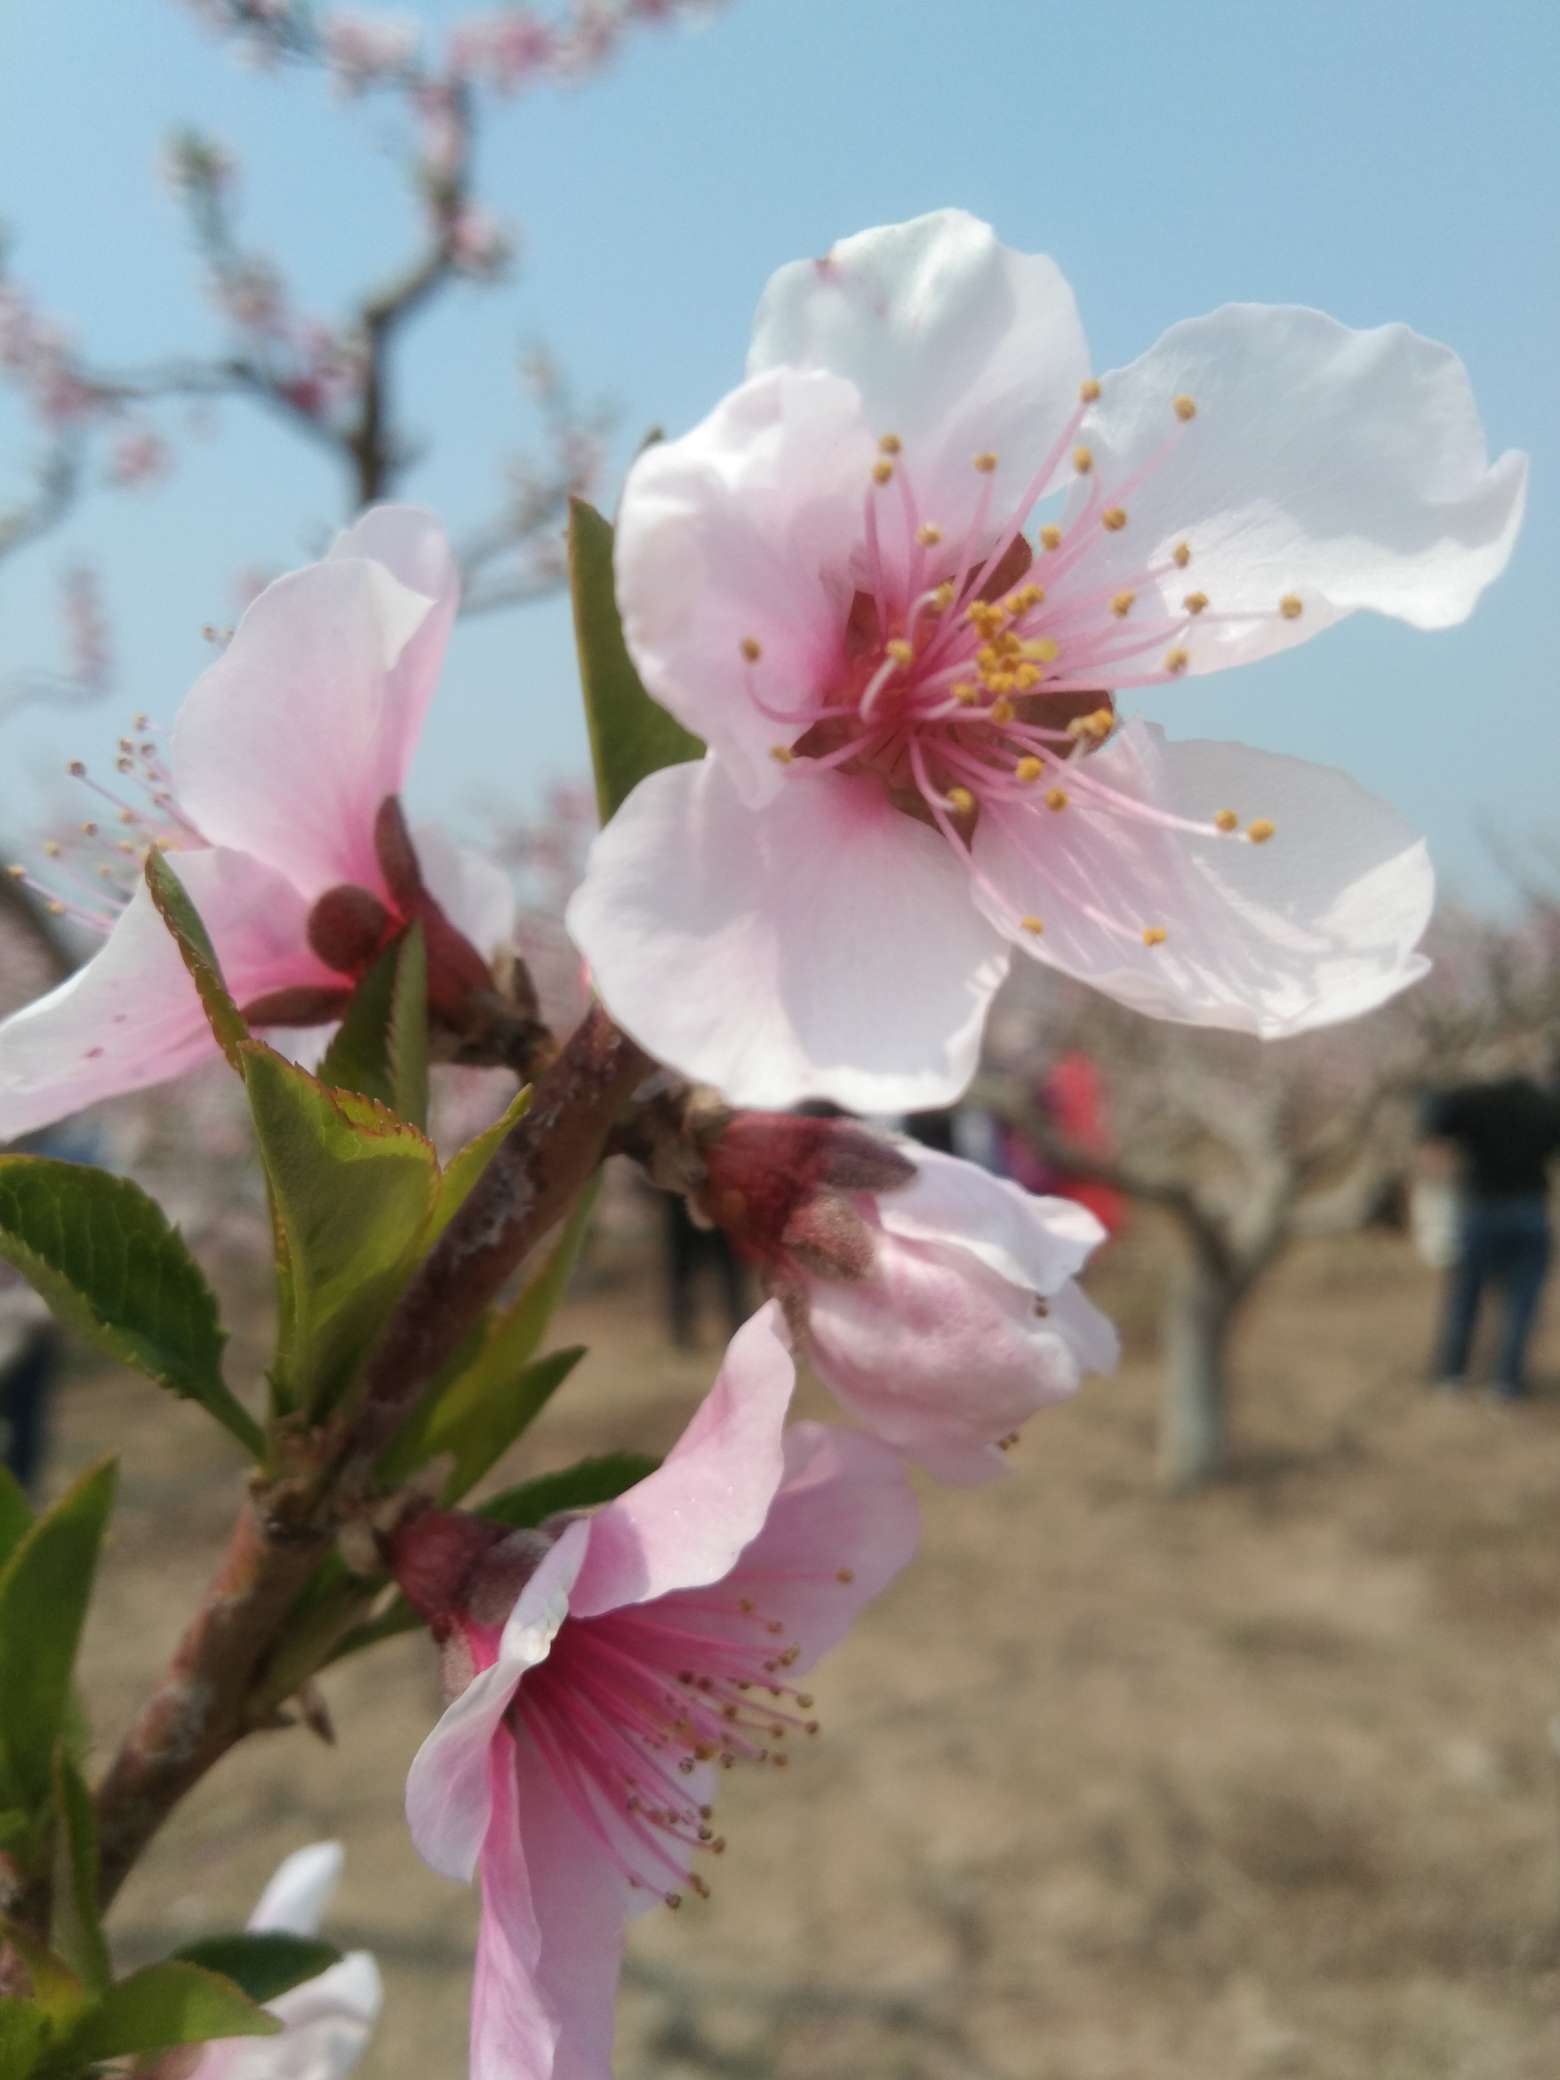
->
<box><xmin>1</xmin><ymin>0</ymin><xmax>1554</xmax><ymax>905</ymax></box>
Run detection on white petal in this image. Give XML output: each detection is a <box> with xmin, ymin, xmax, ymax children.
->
<box><xmin>971</xmin><ymin>722</ymin><xmax>1434</xmax><ymax>1037</ymax></box>
<box><xmin>750</xmin><ymin>210</ymin><xmax>1090</xmax><ymax>547</ymax></box>
<box><xmin>1073</xmin><ymin>304</ymin><xmax>1526</xmax><ymax>669</ymax></box>
<box><xmin>247</xmin><ymin>1842</ymin><xmax>343</xmax><ymax>1937</ymax></box>
<box><xmin>879</xmin><ymin>1143</ymin><xmax>1107</xmax><ymax>1294</ymax></box>
<box><xmin>412</xmin><ymin>823</ymin><xmax>518</xmax><ymax>957</ymax></box>
<box><xmin>567</xmin><ymin>757</ymin><xmax>1009</xmax><ymax>1112</ymax></box>
<box><xmin>616</xmin><ymin>366</ymin><xmax>875</xmax><ymax>807</ymax></box>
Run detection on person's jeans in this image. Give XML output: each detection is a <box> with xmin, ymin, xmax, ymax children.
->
<box><xmin>1433</xmin><ymin>1196</ymin><xmax>1552</xmax><ymax>1396</ymax></box>
<box><xmin>1</xmin><ymin>1322</ymin><xmax>63</xmax><ymax>1493</ymax></box>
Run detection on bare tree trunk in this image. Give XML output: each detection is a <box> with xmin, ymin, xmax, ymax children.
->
<box><xmin>1157</xmin><ymin>1251</ymin><xmax>1241</xmax><ymax>1492</ymax></box>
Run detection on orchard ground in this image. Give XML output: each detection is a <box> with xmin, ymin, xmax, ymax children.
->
<box><xmin>54</xmin><ymin>1207</ymin><xmax>1560</xmax><ymax>2080</ymax></box>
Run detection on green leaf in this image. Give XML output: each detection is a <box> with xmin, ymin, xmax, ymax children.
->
<box><xmin>432</xmin><ymin>1085</ymin><xmax>532</xmax><ymax>1236</ymax></box>
<box><xmin>480</xmin><ymin>1451</ymin><xmax>658</xmax><ymax>1530</ymax></box>
<box><xmin>47</xmin><ymin>1963</ymin><xmax>279</xmax><ymax>2069</ymax></box>
<box><xmin>0</xmin><ymin>1460</ymin><xmax>116</xmax><ymax>1819</ymax></box>
<box><xmin>172</xmin><ymin>1933</ymin><xmax>341</xmax><ymax>2006</ymax></box>
<box><xmin>50</xmin><ymin>1750</ymin><xmax>108</xmax><ymax>1995</ymax></box>
<box><xmin>380</xmin><ymin>1177</ymin><xmax>597</xmax><ymax>1496</ymax></box>
<box><xmin>243</xmin><ymin>1045</ymin><xmax>439</xmax><ymax>1415</ymax></box>
<box><xmin>569</xmin><ymin>496</ymin><xmax>703</xmax><ymax>821</ymax></box>
<box><xmin>0</xmin><ymin>1159</ymin><xmax>259</xmax><ymax>1458</ymax></box>
<box><xmin>0</xmin><ymin>1998</ymin><xmax>50</xmax><ymax>2080</ymax></box>
<box><xmin>0</xmin><ymin>1920</ymin><xmax>85</xmax><ymax>2029</ymax></box>
<box><xmin>0</xmin><ymin>1463</ymin><xmax>33</xmax><ymax>1571</ymax></box>
<box><xmin>317</xmin><ymin>925</ymin><xmax>429</xmax><ymax>1128</ymax></box>
<box><xmin>143</xmin><ymin>847</ymin><xmax>248</xmax><ymax>1068</ymax></box>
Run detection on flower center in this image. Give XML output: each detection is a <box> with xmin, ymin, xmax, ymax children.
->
<box><xmin>739</xmin><ymin>381</ymin><xmax>1294</xmax><ymax>949</ymax></box>
<box><xmin>512</xmin><ymin>1583</ymin><xmax>830</xmax><ymax>1911</ymax></box>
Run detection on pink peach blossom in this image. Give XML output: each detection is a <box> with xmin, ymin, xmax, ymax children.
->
<box><xmin>0</xmin><ymin>507</ymin><xmax>514</xmax><ymax>1140</ymax></box>
<box><xmin>703</xmin><ymin>1115</ymin><xmax>1117</xmax><ymax>1483</ymax></box>
<box><xmin>399</xmin><ymin>1303</ymin><xmax>917</xmax><ymax>2080</ymax></box>
<box><xmin>568</xmin><ymin>210</ymin><xmax>1527</xmax><ymax>1112</ymax></box>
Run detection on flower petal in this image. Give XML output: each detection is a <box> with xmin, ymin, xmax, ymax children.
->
<box><xmin>473</xmin><ymin>1722</ymin><xmax>629</xmax><ymax>2080</ymax></box>
<box><xmin>804</xmin><ymin>1239</ymin><xmax>1091</xmax><ymax>1486</ymax></box>
<box><xmin>247</xmin><ymin>1841</ymin><xmax>343</xmax><ymax>1936</ymax></box>
<box><xmin>331</xmin><ymin>503</ymin><xmax>460</xmax><ymax>739</ymax></box>
<box><xmin>568</xmin><ymin>1302</ymin><xmax>794</xmax><ymax>1620</ymax></box>
<box><xmin>253</xmin><ymin>1955</ymin><xmax>383</xmax><ymax>2080</ymax></box>
<box><xmin>718</xmin><ymin>1420</ymin><xmax>919</xmax><ymax>1668</ymax></box>
<box><xmin>749</xmin><ymin>210</ymin><xmax>1090</xmax><ymax>548</ymax></box>
<box><xmin>172</xmin><ymin>536</ymin><xmax>450</xmax><ymax>900</ymax></box>
<box><xmin>566</xmin><ymin>758</ymin><xmax>1009</xmax><ymax>1113</ymax></box>
<box><xmin>0</xmin><ymin>848</ymin><xmax>337</xmax><ymax>1141</ymax></box>
<box><xmin>406</xmin><ymin>1522</ymin><xmax>589</xmax><ymax>1884</ymax></box>
<box><xmin>1073</xmin><ymin>303</ymin><xmax>1527</xmax><ymax>669</ymax></box>
<box><xmin>971</xmin><ymin>722</ymin><xmax>1434</xmax><ymax>1038</ymax></box>
<box><xmin>879</xmin><ymin>1144</ymin><xmax>1107</xmax><ymax>1295</ymax></box>
<box><xmin>413</xmin><ymin>823</ymin><xmax>518</xmax><ymax>957</ymax></box>
<box><xmin>616</xmin><ymin>367</ymin><xmax>875</xmax><ymax>806</ymax></box>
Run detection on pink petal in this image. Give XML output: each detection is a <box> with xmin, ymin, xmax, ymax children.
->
<box><xmin>254</xmin><ymin>1955</ymin><xmax>383</xmax><ymax>2080</ymax></box>
<box><xmin>804</xmin><ymin>1239</ymin><xmax>1090</xmax><ymax>1487</ymax></box>
<box><xmin>716</xmin><ymin>1420</ymin><xmax>919</xmax><ymax>1668</ymax></box>
<box><xmin>406</xmin><ymin>1524</ymin><xmax>589</xmax><ymax>1884</ymax></box>
<box><xmin>566</xmin><ymin>758</ymin><xmax>1009</xmax><ymax>1113</ymax></box>
<box><xmin>615</xmin><ymin>366</ymin><xmax>875</xmax><ymax>806</ymax></box>
<box><xmin>471</xmin><ymin>1723</ymin><xmax>629</xmax><ymax>2080</ymax></box>
<box><xmin>0</xmin><ymin>848</ymin><xmax>337</xmax><ymax>1140</ymax></box>
<box><xmin>171</xmin><ymin>524</ymin><xmax>453</xmax><ymax>900</ymax></box>
<box><xmin>971</xmin><ymin>722</ymin><xmax>1434</xmax><ymax>1038</ymax></box>
<box><xmin>878</xmin><ymin>1143</ymin><xmax>1107</xmax><ymax>1295</ymax></box>
<box><xmin>568</xmin><ymin>1302</ymin><xmax>794</xmax><ymax>1620</ymax></box>
<box><xmin>749</xmin><ymin>209</ymin><xmax>1089</xmax><ymax>551</ymax></box>
<box><xmin>1074</xmin><ymin>304</ymin><xmax>1526</xmax><ymax>670</ymax></box>
<box><xmin>331</xmin><ymin>503</ymin><xmax>460</xmax><ymax>732</ymax></box>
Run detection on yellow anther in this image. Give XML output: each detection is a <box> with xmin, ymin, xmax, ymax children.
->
<box><xmin>1079</xmin><ymin>377</ymin><xmax>1101</xmax><ymax>403</ymax></box>
<box><xmin>6</xmin><ymin>864</ymin><xmax>26</xmax><ymax>880</ymax></box>
<box><xmin>1111</xmin><ymin>590</ymin><xmax>1136</xmax><ymax>618</ymax></box>
<box><xmin>1072</xmin><ymin>445</ymin><xmax>1094</xmax><ymax>474</ymax></box>
<box><xmin>884</xmin><ymin>637</ymin><xmax>914</xmax><ymax>666</ymax></box>
<box><xmin>46</xmin><ymin>900</ymin><xmax>65</xmax><ymax>916</ymax></box>
<box><xmin>872</xmin><ymin>458</ymin><xmax>894</xmax><ymax>486</ymax></box>
<box><xmin>1142</xmin><ymin>925</ymin><xmax>1168</xmax><ymax>947</ymax></box>
<box><xmin>1045</xmin><ymin>787</ymin><xmax>1070</xmax><ymax>811</ymax></box>
<box><xmin>1005</xmin><ymin>583</ymin><xmax>1044</xmax><ymax>614</ymax></box>
<box><xmin>67</xmin><ymin>760</ymin><xmax>86</xmax><ymax>778</ymax></box>
<box><xmin>1020</xmin><ymin>914</ymin><xmax>1045</xmax><ymax>936</ymax></box>
<box><xmin>1279</xmin><ymin>594</ymin><xmax>1303</xmax><ymax>620</ymax></box>
<box><xmin>1015</xmin><ymin>756</ymin><xmax>1044</xmax><ymax>783</ymax></box>
<box><xmin>988</xmin><ymin>697</ymin><xmax>1016</xmax><ymax>725</ymax></box>
<box><xmin>1173</xmin><ymin>394</ymin><xmax>1197</xmax><ymax>422</ymax></box>
<box><xmin>1164</xmin><ymin>647</ymin><xmax>1190</xmax><ymax>674</ymax></box>
<box><xmin>42</xmin><ymin>840</ymin><xmax>62</xmax><ymax>857</ymax></box>
<box><xmin>1101</xmin><ymin>506</ymin><xmax>1128</xmax><ymax>532</ymax></box>
<box><xmin>927</xmin><ymin>581</ymin><xmax>955</xmax><ymax>613</ymax></box>
<box><xmin>945</xmin><ymin>787</ymin><xmax>976</xmax><ymax>816</ymax></box>
<box><xmin>1182</xmin><ymin>591</ymin><xmax>1209</xmax><ymax>615</ymax></box>
<box><xmin>739</xmin><ymin>634</ymin><xmax>763</xmax><ymax>662</ymax></box>
<box><xmin>984</xmin><ymin>671</ymin><xmax>1017</xmax><ymax>697</ymax></box>
<box><xmin>80</xmin><ymin>821</ymin><xmax>98</xmax><ymax>836</ymax></box>
<box><xmin>878</xmin><ymin>433</ymin><xmax>902</xmax><ymax>456</ymax></box>
<box><xmin>1172</xmin><ymin>541</ymin><xmax>1191</xmax><ymax>568</ymax></box>
<box><xmin>1213</xmin><ymin>808</ymin><xmax>1240</xmax><ymax>833</ymax></box>
<box><xmin>973</xmin><ymin>450</ymin><xmax>999</xmax><ymax>473</ymax></box>
<box><xmin>1012</xmin><ymin>664</ymin><xmax>1041</xmax><ymax>691</ymax></box>
<box><xmin>1247</xmin><ymin>818</ymin><xmax>1276</xmax><ymax>844</ymax></box>
<box><xmin>769</xmin><ymin>744</ymin><xmax>795</xmax><ymax>765</ymax></box>
<box><xmin>1068</xmin><ymin>707</ymin><xmax>1116</xmax><ymax>743</ymax></box>
<box><xmin>1020</xmin><ymin>637</ymin><xmax>1060</xmax><ymax>663</ymax></box>
<box><xmin>952</xmin><ymin>681</ymin><xmax>980</xmax><ymax>706</ymax></box>
<box><xmin>916</xmin><ymin>523</ymin><xmax>942</xmax><ymax>547</ymax></box>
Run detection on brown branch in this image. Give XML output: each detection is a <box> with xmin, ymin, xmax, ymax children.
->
<box><xmin>79</xmin><ymin>1004</ymin><xmax>646</xmax><ymax>1911</ymax></box>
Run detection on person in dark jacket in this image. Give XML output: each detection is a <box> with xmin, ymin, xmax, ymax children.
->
<box><xmin>1421</xmin><ymin>1058</ymin><xmax>1560</xmax><ymax>1398</ymax></box>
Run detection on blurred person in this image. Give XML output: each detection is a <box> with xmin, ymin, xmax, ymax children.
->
<box><xmin>1</xmin><ymin>1120</ymin><xmax>96</xmax><ymax>1492</ymax></box>
<box><xmin>1421</xmin><ymin>1044</ymin><xmax>1560</xmax><ymax>1399</ymax></box>
<box><xmin>1001</xmin><ymin>1050</ymin><xmax>1125</xmax><ymax>1236</ymax></box>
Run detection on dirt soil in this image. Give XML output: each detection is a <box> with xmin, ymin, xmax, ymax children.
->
<box><xmin>47</xmin><ymin>1218</ymin><xmax>1560</xmax><ymax>2080</ymax></box>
